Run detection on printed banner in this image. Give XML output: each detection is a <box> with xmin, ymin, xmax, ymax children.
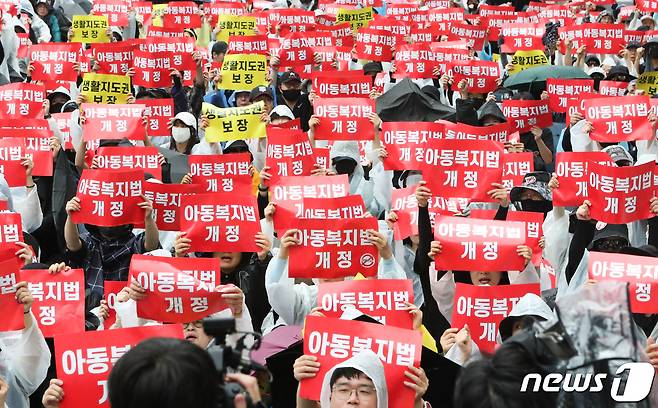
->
<box><xmin>71</xmin><ymin>15</ymin><xmax>110</xmax><ymax>43</ymax></box>
<box><xmin>588</xmin><ymin>252</ymin><xmax>658</xmax><ymax>313</ymax></box>
<box><xmin>95</xmin><ymin>146</ymin><xmax>161</xmax><ymax>179</ymax></box>
<box><xmin>546</xmin><ymin>78</ymin><xmax>595</xmax><ymax>113</ymax></box>
<box><xmin>143</xmin><ymin>99</ymin><xmax>175</xmax><ymax>137</ymax></box>
<box><xmin>25</xmin><ymin>268</ymin><xmax>85</xmax><ymax>337</ymax></box>
<box><xmin>188</xmin><ymin>153</ymin><xmax>252</xmax><ymax>193</ymax></box>
<box><xmin>434</xmin><ymin>215</ymin><xmax>527</xmax><ymax>272</ymax></box>
<box><xmin>29</xmin><ymin>43</ymin><xmax>80</xmax><ymax>82</ymax></box>
<box><xmin>553</xmin><ymin>152</ymin><xmax>614</xmax><ymax>206</ymax></box>
<box><xmin>129</xmin><ymin>255</ymin><xmax>227</xmax><ymax>323</ymax></box>
<box><xmin>81</xmin><ymin>103</ymin><xmax>146</xmax><ymax>141</ymax></box>
<box><xmin>72</xmin><ymin>169</ymin><xmax>144</xmax><ymax>227</ymax></box>
<box><xmin>502</xmin><ymin>99</ymin><xmax>552</xmax><ymax>133</ymax></box>
<box><xmin>179</xmin><ymin>193</ymin><xmax>261</xmax><ymax>253</ymax></box>
<box><xmin>301</xmin><ymin>315</ymin><xmax>421</xmax><ymax>408</ymax></box>
<box><xmin>0</xmin><ymin>82</ymin><xmax>45</xmax><ymax>119</ymax></box>
<box><xmin>219</xmin><ymin>53</ymin><xmax>268</xmax><ymax>90</ymax></box>
<box><xmin>0</xmin><ymin>257</ymin><xmax>24</xmax><ymax>331</ymax></box>
<box><xmin>452</xmin><ymin>283</ymin><xmax>540</xmax><ymax>354</ymax></box>
<box><xmin>80</xmin><ymin>73</ymin><xmax>131</xmax><ymax>104</ymax></box>
<box><xmin>313</xmin><ymin>98</ymin><xmax>375</xmax><ymax>140</ymax></box>
<box><xmin>201</xmin><ymin>102</ymin><xmax>266</xmax><ymax>142</ymax></box>
<box><xmin>54</xmin><ymin>325</ymin><xmax>184</xmax><ymax>408</ymax></box>
<box><xmin>583</xmin><ymin>95</ymin><xmax>651</xmax><ymax>142</ymax></box>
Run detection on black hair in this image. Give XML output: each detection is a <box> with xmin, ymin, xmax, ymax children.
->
<box><xmin>453</xmin><ymin>271</ymin><xmax>511</xmax><ymax>285</ymax></box>
<box><xmin>109</xmin><ymin>338</ymin><xmax>222</xmax><ymax>408</ymax></box>
<box><xmin>511</xmin><ymin>91</ymin><xmax>535</xmax><ymax>101</ymax></box>
<box><xmin>329</xmin><ymin>367</ymin><xmax>368</xmax><ymax>388</ymax></box>
<box><xmin>168</xmin><ymin>123</ymin><xmax>199</xmax><ymax>155</ymax></box>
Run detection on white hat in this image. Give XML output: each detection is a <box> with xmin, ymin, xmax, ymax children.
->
<box><xmin>269</xmin><ymin>104</ymin><xmax>294</xmax><ymax>120</ymax></box>
<box><xmin>173</xmin><ymin>112</ymin><xmax>197</xmax><ymax>130</ymax></box>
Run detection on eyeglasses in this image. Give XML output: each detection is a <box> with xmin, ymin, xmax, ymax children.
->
<box><xmin>183</xmin><ymin>321</ymin><xmax>203</xmax><ymax>329</ymax></box>
<box><xmin>331</xmin><ymin>385</ymin><xmax>376</xmax><ymax>401</ymax></box>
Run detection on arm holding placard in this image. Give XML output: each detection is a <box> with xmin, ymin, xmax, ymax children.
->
<box><xmin>64</xmin><ymin>197</ymin><xmax>83</xmax><ymax>252</ymax></box>
<box><xmin>13</xmin><ymin>157</ymin><xmax>43</xmax><ymax>233</ymax></box>
<box><xmin>42</xmin><ymin>379</ymin><xmax>64</xmax><ymax>408</ymax></box>
<box><xmin>565</xmin><ymin>201</ymin><xmax>596</xmax><ymax>285</ymax></box>
<box><xmin>649</xmin><ymin>198</ymin><xmax>658</xmax><ymax>248</ymax></box>
<box><xmin>139</xmin><ymin>195</ymin><xmax>160</xmax><ymax>252</ymax></box>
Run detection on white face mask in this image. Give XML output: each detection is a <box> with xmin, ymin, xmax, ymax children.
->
<box><xmin>172</xmin><ymin>127</ymin><xmax>191</xmax><ymax>143</ymax></box>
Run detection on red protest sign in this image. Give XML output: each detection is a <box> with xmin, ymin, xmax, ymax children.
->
<box><xmin>29</xmin><ymin>43</ymin><xmax>80</xmax><ymax>82</ymax></box>
<box><xmin>391</xmin><ymin>185</ymin><xmax>419</xmax><ymax>240</ymax></box>
<box><xmin>430</xmin><ymin>45</ymin><xmax>472</xmax><ymax>76</ymax></box>
<box><xmin>502</xmin><ymin>152</ymin><xmax>534</xmax><ymax>190</ymax></box>
<box><xmin>72</xmin><ymin>169</ymin><xmax>145</xmax><ymax>227</ymax></box>
<box><xmin>588</xmin><ymin>161</ymin><xmax>656</xmax><ymax>224</ymax></box>
<box><xmin>393</xmin><ymin>44</ymin><xmax>439</xmax><ymax>79</ymax></box>
<box><xmin>441</xmin><ymin>121</ymin><xmax>511</xmax><ymax>143</ymax></box>
<box><xmin>448</xmin><ymin>22</ymin><xmax>488</xmax><ymax>49</ymax></box>
<box><xmin>355</xmin><ymin>28</ymin><xmax>396</xmax><ymax>61</ymax></box>
<box><xmin>599</xmin><ymin>80</ymin><xmax>628</xmax><ymax>97</ymax></box>
<box><xmin>0</xmin><ymin>82</ymin><xmax>46</xmax><ymax>119</ymax></box>
<box><xmin>0</xmin><ymin>257</ymin><xmax>24</xmax><ymax>331</ymax></box>
<box><xmin>301</xmin><ymin>315</ymin><xmax>422</xmax><ymax>408</ymax></box>
<box><xmin>52</xmin><ymin>113</ymin><xmax>74</xmax><ymax>150</ymax></box>
<box><xmin>300</xmin><ymin>195</ymin><xmax>366</xmax><ymax>220</ymax></box>
<box><xmin>228</xmin><ymin>34</ymin><xmax>268</xmax><ymax>55</ymax></box>
<box><xmin>25</xmin><ymin>268</ymin><xmax>85</xmax><ymax>337</ymax></box>
<box><xmin>449</xmin><ymin>60</ymin><xmax>501</xmax><ymax>94</ymax></box>
<box><xmin>16</xmin><ymin>32</ymin><xmax>32</xmax><ymax>59</ymax></box>
<box><xmin>91</xmin><ymin>0</ymin><xmax>129</xmax><ymax>26</ymax></box>
<box><xmin>314</xmin><ymin>98</ymin><xmax>375</xmax><ymax>140</ymax></box>
<box><xmin>265</xmin><ymin>128</ymin><xmax>316</xmax><ymax>182</ymax></box>
<box><xmin>546</xmin><ymin>78</ymin><xmax>595</xmax><ymax>113</ymax></box>
<box><xmin>278</xmin><ymin>33</ymin><xmax>315</xmax><ymax>67</ymax></box>
<box><xmin>559</xmin><ymin>23</ymin><xmax>626</xmax><ymax>54</ymax></box>
<box><xmin>289</xmin><ymin>217</ymin><xmax>379</xmax><ymax>279</ymax></box>
<box><xmin>0</xmin><ymin>160</ymin><xmax>26</xmax><ymax>187</ymax></box>
<box><xmin>422</xmin><ymin>139</ymin><xmax>504</xmax><ymax>201</ymax></box>
<box><xmin>583</xmin><ymin>95</ymin><xmax>651</xmax><ymax>142</ymax></box>
<box><xmin>0</xmin><ymin>212</ymin><xmax>24</xmax><ymax>261</ymax></box>
<box><xmin>81</xmin><ymin>103</ymin><xmax>147</xmax><ymax>141</ymax></box>
<box><xmin>452</xmin><ymin>283</ymin><xmax>540</xmax><ymax>354</ymax></box>
<box><xmin>132</xmin><ymin>50</ymin><xmax>191</xmax><ymax>88</ymax></box>
<box><xmin>142</xmin><ymin>182</ymin><xmax>201</xmax><ymax>231</ymax></box>
<box><xmin>91</xmin><ymin>41</ymin><xmax>135</xmax><ymax>75</ymax></box>
<box><xmin>589</xmin><ymin>252</ymin><xmax>658</xmax><ymax>314</ymax></box>
<box><xmin>129</xmin><ymin>255</ymin><xmax>227</xmax><ymax>323</ymax></box>
<box><xmin>163</xmin><ymin>1</ymin><xmax>201</xmax><ymax>28</ymax></box>
<box><xmin>179</xmin><ymin>193</ymin><xmax>261</xmax><ymax>253</ymax></box>
<box><xmin>313</xmin><ymin>71</ymin><xmax>371</xmax><ymax>98</ymax></box>
<box><xmin>143</xmin><ymin>98</ymin><xmax>175</xmax><ymax>137</ymax></box>
<box><xmin>0</xmin><ymin>138</ymin><xmax>25</xmax><ymax>162</ymax></box>
<box><xmin>553</xmin><ymin>152</ymin><xmax>614</xmax><ymax>206</ymax></box>
<box><xmin>95</xmin><ymin>146</ymin><xmax>161</xmax><ymax>180</ymax></box>
<box><xmin>502</xmin><ymin>99</ymin><xmax>552</xmax><ymax>133</ymax></box>
<box><xmin>500</xmin><ymin>23</ymin><xmax>545</xmax><ymax>53</ymax></box>
<box><xmin>0</xmin><ymin>118</ymin><xmax>54</xmax><ymax>177</ymax></box>
<box><xmin>381</xmin><ymin>122</ymin><xmax>443</xmax><ymax>170</ymax></box>
<box><xmin>434</xmin><ymin>215</ymin><xmax>527</xmax><ymax>272</ymax></box>
<box><xmin>188</xmin><ymin>153</ymin><xmax>252</xmax><ymax>193</ymax></box>
<box><xmin>54</xmin><ymin>325</ymin><xmax>184</xmax><ymax>408</ymax></box>
<box><xmin>103</xmin><ymin>280</ymin><xmax>126</xmax><ymax>328</ymax></box>
<box><xmin>317</xmin><ymin>279</ymin><xmax>414</xmax><ymax>328</ymax></box>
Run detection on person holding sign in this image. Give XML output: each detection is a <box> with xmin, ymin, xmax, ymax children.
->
<box><xmin>168</xmin><ymin>112</ymin><xmax>200</xmax><ymax>155</ymax></box>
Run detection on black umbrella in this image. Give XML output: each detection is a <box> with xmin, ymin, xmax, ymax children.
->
<box><xmin>377</xmin><ymin>78</ymin><xmax>456</xmax><ymax>122</ymax></box>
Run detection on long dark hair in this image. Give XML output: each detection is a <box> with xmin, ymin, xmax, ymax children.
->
<box><xmin>168</xmin><ymin>124</ymin><xmax>199</xmax><ymax>155</ymax></box>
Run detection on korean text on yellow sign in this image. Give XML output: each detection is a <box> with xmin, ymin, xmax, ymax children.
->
<box><xmin>336</xmin><ymin>7</ymin><xmax>373</xmax><ymax>31</ymax></box>
<box><xmin>80</xmin><ymin>73</ymin><xmax>131</xmax><ymax>104</ymax></box>
<box><xmin>202</xmin><ymin>101</ymin><xmax>266</xmax><ymax>142</ymax></box>
<box><xmin>150</xmin><ymin>3</ymin><xmax>168</xmax><ymax>27</ymax></box>
<box><xmin>508</xmin><ymin>49</ymin><xmax>548</xmax><ymax>75</ymax></box>
<box><xmin>637</xmin><ymin>71</ymin><xmax>658</xmax><ymax>96</ymax></box>
<box><xmin>216</xmin><ymin>16</ymin><xmax>256</xmax><ymax>43</ymax></box>
<box><xmin>221</xmin><ymin>54</ymin><xmax>268</xmax><ymax>91</ymax></box>
<box><xmin>71</xmin><ymin>15</ymin><xmax>110</xmax><ymax>43</ymax></box>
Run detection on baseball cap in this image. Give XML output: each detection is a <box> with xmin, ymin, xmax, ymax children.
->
<box><xmin>250</xmin><ymin>85</ymin><xmax>273</xmax><ymax>101</ymax></box>
<box><xmin>173</xmin><ymin>112</ymin><xmax>197</xmax><ymax>130</ymax></box>
<box><xmin>626</xmin><ymin>41</ymin><xmax>641</xmax><ymax>50</ymax></box>
<box><xmin>510</xmin><ymin>171</ymin><xmax>552</xmax><ymax>202</ymax></box>
<box><xmin>363</xmin><ymin>61</ymin><xmax>383</xmax><ymax>75</ymax></box>
<box><xmin>602</xmin><ymin>145</ymin><xmax>633</xmax><ymax>166</ymax></box>
<box><xmin>279</xmin><ymin>71</ymin><xmax>302</xmax><ymax>85</ymax></box>
<box><xmin>269</xmin><ymin>104</ymin><xmax>294</xmax><ymax>121</ymax></box>
<box><xmin>498</xmin><ymin>293</ymin><xmax>554</xmax><ymax>340</ymax></box>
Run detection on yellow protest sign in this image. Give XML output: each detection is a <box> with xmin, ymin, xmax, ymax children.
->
<box><xmin>336</xmin><ymin>7</ymin><xmax>373</xmax><ymax>31</ymax></box>
<box><xmin>71</xmin><ymin>15</ymin><xmax>109</xmax><ymax>43</ymax></box>
<box><xmin>202</xmin><ymin>101</ymin><xmax>266</xmax><ymax>142</ymax></box>
<box><xmin>80</xmin><ymin>73</ymin><xmax>131</xmax><ymax>104</ymax></box>
<box><xmin>216</xmin><ymin>15</ymin><xmax>256</xmax><ymax>43</ymax></box>
<box><xmin>220</xmin><ymin>54</ymin><xmax>268</xmax><ymax>91</ymax></box>
<box><xmin>151</xmin><ymin>3</ymin><xmax>168</xmax><ymax>27</ymax></box>
<box><xmin>508</xmin><ymin>50</ymin><xmax>548</xmax><ymax>75</ymax></box>
<box><xmin>637</xmin><ymin>71</ymin><xmax>658</xmax><ymax>96</ymax></box>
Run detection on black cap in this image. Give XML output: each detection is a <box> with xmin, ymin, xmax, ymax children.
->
<box><xmin>627</xmin><ymin>41</ymin><xmax>641</xmax><ymax>50</ymax></box>
<box><xmin>363</xmin><ymin>61</ymin><xmax>383</xmax><ymax>75</ymax></box>
<box><xmin>619</xmin><ymin>245</ymin><xmax>658</xmax><ymax>258</ymax></box>
<box><xmin>249</xmin><ymin>85</ymin><xmax>273</xmax><ymax>101</ymax></box>
<box><xmin>605</xmin><ymin>65</ymin><xmax>636</xmax><ymax>81</ymax></box>
<box><xmin>279</xmin><ymin>71</ymin><xmax>302</xmax><ymax>85</ymax></box>
<box><xmin>585</xmin><ymin>55</ymin><xmax>600</xmax><ymax>66</ymax></box>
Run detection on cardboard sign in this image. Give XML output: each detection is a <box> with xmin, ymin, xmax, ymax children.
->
<box><xmin>179</xmin><ymin>193</ymin><xmax>261</xmax><ymax>253</ymax></box>
<box><xmin>0</xmin><ymin>257</ymin><xmax>24</xmax><ymax>331</ymax></box>
<box><xmin>25</xmin><ymin>268</ymin><xmax>85</xmax><ymax>337</ymax></box>
<box><xmin>452</xmin><ymin>283</ymin><xmax>541</xmax><ymax>354</ymax></box>
<box><xmin>553</xmin><ymin>152</ymin><xmax>614</xmax><ymax>206</ymax></box>
<box><xmin>265</xmin><ymin>128</ymin><xmax>316</xmax><ymax>182</ymax></box>
<box><xmin>201</xmin><ymin>102</ymin><xmax>266</xmax><ymax>142</ymax></box>
<box><xmin>129</xmin><ymin>255</ymin><xmax>227</xmax><ymax>323</ymax></box>
<box><xmin>502</xmin><ymin>100</ymin><xmax>552</xmax><ymax>133</ymax></box>
<box><xmin>588</xmin><ymin>252</ymin><xmax>658</xmax><ymax>314</ymax></box>
<box><xmin>81</xmin><ymin>103</ymin><xmax>146</xmax><ymax>141</ymax></box>
<box><xmin>546</xmin><ymin>78</ymin><xmax>595</xmax><ymax>113</ymax></box>
<box><xmin>54</xmin><ymin>325</ymin><xmax>184</xmax><ymax>408</ymax></box>
<box><xmin>143</xmin><ymin>99</ymin><xmax>174</xmax><ymax>137</ymax></box>
<box><xmin>95</xmin><ymin>146</ymin><xmax>161</xmax><ymax>179</ymax></box>
<box><xmin>317</xmin><ymin>279</ymin><xmax>414</xmax><ymax>328</ymax></box>
<box><xmin>583</xmin><ymin>95</ymin><xmax>651</xmax><ymax>142</ymax></box>
<box><xmin>80</xmin><ymin>73</ymin><xmax>131</xmax><ymax>104</ymax></box>
<box><xmin>72</xmin><ymin>169</ymin><xmax>144</xmax><ymax>227</ymax></box>
<box><xmin>0</xmin><ymin>82</ymin><xmax>45</xmax><ymax>119</ymax></box>
<box><xmin>434</xmin><ymin>215</ymin><xmax>527</xmax><ymax>272</ymax></box>
<box><xmin>29</xmin><ymin>43</ymin><xmax>80</xmax><ymax>82</ymax></box>
<box><xmin>301</xmin><ymin>315</ymin><xmax>422</xmax><ymax>408</ymax></box>
<box><xmin>313</xmin><ymin>98</ymin><xmax>375</xmax><ymax>141</ymax></box>
<box><xmin>188</xmin><ymin>153</ymin><xmax>252</xmax><ymax>193</ymax></box>
<box><xmin>71</xmin><ymin>15</ymin><xmax>110</xmax><ymax>43</ymax></box>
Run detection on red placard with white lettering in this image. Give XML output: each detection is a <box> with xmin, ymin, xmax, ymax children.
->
<box><xmin>0</xmin><ymin>138</ymin><xmax>25</xmax><ymax>162</ymax></box>
<box><xmin>588</xmin><ymin>252</ymin><xmax>658</xmax><ymax>313</ymax></box>
<box><xmin>81</xmin><ymin>103</ymin><xmax>146</xmax><ymax>141</ymax></box>
<box><xmin>228</xmin><ymin>34</ymin><xmax>268</xmax><ymax>55</ymax></box>
<box><xmin>355</xmin><ymin>28</ymin><xmax>396</xmax><ymax>61</ymax></box>
<box><xmin>278</xmin><ymin>33</ymin><xmax>315</xmax><ymax>67</ymax></box>
<box><xmin>143</xmin><ymin>98</ymin><xmax>175</xmax><ymax>137</ymax></box>
<box><xmin>441</xmin><ymin>121</ymin><xmax>511</xmax><ymax>143</ymax></box>
<box><xmin>129</xmin><ymin>255</ymin><xmax>227</xmax><ymax>323</ymax></box>
<box><xmin>300</xmin><ymin>195</ymin><xmax>366</xmax><ymax>220</ymax></box>
<box><xmin>448</xmin><ymin>22</ymin><xmax>488</xmax><ymax>50</ymax></box>
<box><xmin>301</xmin><ymin>315</ymin><xmax>421</xmax><ymax>408</ymax></box>
<box><xmin>103</xmin><ymin>280</ymin><xmax>126</xmax><ymax>328</ymax></box>
<box><xmin>422</xmin><ymin>139</ymin><xmax>504</xmax><ymax>202</ymax></box>
<box><xmin>434</xmin><ymin>215</ymin><xmax>527</xmax><ymax>272</ymax></box>
<box><xmin>289</xmin><ymin>217</ymin><xmax>379</xmax><ymax>279</ymax></box>
<box><xmin>393</xmin><ymin>44</ymin><xmax>439</xmax><ymax>79</ymax></box>
<box><xmin>52</xmin><ymin>113</ymin><xmax>74</xmax><ymax>150</ymax></box>
<box><xmin>163</xmin><ymin>1</ymin><xmax>201</xmax><ymax>28</ymax></box>
<box><xmin>502</xmin><ymin>152</ymin><xmax>534</xmax><ymax>190</ymax></box>
<box><xmin>72</xmin><ymin>169</ymin><xmax>144</xmax><ymax>227</ymax></box>
<box><xmin>91</xmin><ymin>0</ymin><xmax>129</xmax><ymax>26</ymax></box>
<box><xmin>16</xmin><ymin>32</ymin><xmax>32</xmax><ymax>59</ymax></box>
<box><xmin>452</xmin><ymin>283</ymin><xmax>540</xmax><ymax>354</ymax></box>
<box><xmin>317</xmin><ymin>279</ymin><xmax>414</xmax><ymax>328</ymax></box>
<box><xmin>314</xmin><ymin>98</ymin><xmax>375</xmax><ymax>141</ymax></box>
<box><xmin>0</xmin><ymin>118</ymin><xmax>53</xmax><ymax>176</ymax></box>
<box><xmin>0</xmin><ymin>82</ymin><xmax>45</xmax><ymax>119</ymax></box>
<box><xmin>96</xmin><ymin>146</ymin><xmax>162</xmax><ymax>180</ymax></box>
<box><xmin>54</xmin><ymin>325</ymin><xmax>184</xmax><ymax>408</ymax></box>
<box><xmin>449</xmin><ymin>60</ymin><xmax>501</xmax><ymax>94</ymax></box>
<box><xmin>92</xmin><ymin>41</ymin><xmax>135</xmax><ymax>75</ymax></box>
<box><xmin>0</xmin><ymin>213</ymin><xmax>24</xmax><ymax>261</ymax></box>
<box><xmin>313</xmin><ymin>71</ymin><xmax>371</xmax><ymax>98</ymax></box>
<box><xmin>637</xmin><ymin>0</ymin><xmax>658</xmax><ymax>11</ymax></box>
<box><xmin>25</xmin><ymin>268</ymin><xmax>85</xmax><ymax>337</ymax></box>
<box><xmin>587</xmin><ymin>161</ymin><xmax>656</xmax><ymax>224</ymax></box>
<box><xmin>270</xmin><ymin>175</ymin><xmax>350</xmax><ymax>231</ymax></box>
<box><xmin>559</xmin><ymin>24</ymin><xmax>626</xmax><ymax>55</ymax></box>
<box><xmin>583</xmin><ymin>95</ymin><xmax>651</xmax><ymax>142</ymax></box>
<box><xmin>29</xmin><ymin>43</ymin><xmax>80</xmax><ymax>82</ymax></box>
<box><xmin>546</xmin><ymin>78</ymin><xmax>595</xmax><ymax>113</ymax></box>
<box><xmin>179</xmin><ymin>193</ymin><xmax>260</xmax><ymax>253</ymax></box>
<box><xmin>0</xmin><ymin>257</ymin><xmax>24</xmax><ymax>331</ymax></box>
<box><xmin>265</xmin><ymin>128</ymin><xmax>316</xmax><ymax>182</ymax></box>
<box><xmin>188</xmin><ymin>153</ymin><xmax>252</xmax><ymax>193</ymax></box>
<box><xmin>599</xmin><ymin>81</ymin><xmax>628</xmax><ymax>97</ymax></box>
<box><xmin>553</xmin><ymin>152</ymin><xmax>614</xmax><ymax>206</ymax></box>
<box><xmin>0</xmin><ymin>158</ymin><xmax>26</xmax><ymax>187</ymax></box>
<box><xmin>142</xmin><ymin>182</ymin><xmax>201</xmax><ymax>231</ymax></box>
<box><xmin>132</xmin><ymin>50</ymin><xmax>182</xmax><ymax>88</ymax></box>
<box><xmin>381</xmin><ymin>122</ymin><xmax>443</xmax><ymax>170</ymax></box>
<box><xmin>502</xmin><ymin>100</ymin><xmax>553</xmax><ymax>133</ymax></box>
<box><xmin>500</xmin><ymin>24</ymin><xmax>545</xmax><ymax>53</ymax></box>
<box><xmin>391</xmin><ymin>185</ymin><xmax>419</xmax><ymax>240</ymax></box>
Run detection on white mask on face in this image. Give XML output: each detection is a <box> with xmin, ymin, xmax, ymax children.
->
<box><xmin>172</xmin><ymin>127</ymin><xmax>191</xmax><ymax>143</ymax></box>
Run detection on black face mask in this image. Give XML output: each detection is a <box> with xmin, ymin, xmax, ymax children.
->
<box><xmin>98</xmin><ymin>225</ymin><xmax>133</xmax><ymax>240</ymax></box>
<box><xmin>519</xmin><ymin>199</ymin><xmax>553</xmax><ymax>215</ymax></box>
<box><xmin>281</xmin><ymin>88</ymin><xmax>301</xmax><ymax>101</ymax></box>
<box><xmin>334</xmin><ymin>160</ymin><xmax>357</xmax><ymax>176</ymax></box>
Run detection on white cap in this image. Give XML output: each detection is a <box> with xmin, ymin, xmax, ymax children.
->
<box><xmin>173</xmin><ymin>112</ymin><xmax>197</xmax><ymax>130</ymax></box>
<box><xmin>269</xmin><ymin>104</ymin><xmax>294</xmax><ymax>120</ymax></box>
